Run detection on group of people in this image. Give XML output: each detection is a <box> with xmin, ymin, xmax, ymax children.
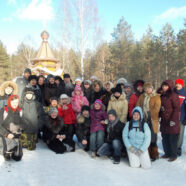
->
<box><xmin>0</xmin><ymin>68</ymin><xmax>185</xmax><ymax>169</ymax></box>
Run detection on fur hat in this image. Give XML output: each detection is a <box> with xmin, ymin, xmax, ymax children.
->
<box><xmin>143</xmin><ymin>82</ymin><xmax>153</xmax><ymax>90</ymax></box>
<box><xmin>175</xmin><ymin>79</ymin><xmax>184</xmax><ymax>87</ymax></box>
<box><xmin>112</xmin><ymin>84</ymin><xmax>122</xmax><ymax>94</ymax></box>
<box><xmin>116</xmin><ymin>78</ymin><xmax>127</xmax><ymax>86</ymax></box>
<box><xmin>48</xmin><ymin>107</ymin><xmax>58</xmax><ymax>115</ymax></box>
<box><xmin>90</xmin><ymin>76</ymin><xmax>98</xmax><ymax>81</ymax></box>
<box><xmin>47</xmin><ymin>74</ymin><xmax>55</xmax><ymax>80</ymax></box>
<box><xmin>29</xmin><ymin>75</ymin><xmax>38</xmax><ymax>82</ymax></box>
<box><xmin>0</xmin><ymin>81</ymin><xmax>18</xmax><ymax>96</ymax></box>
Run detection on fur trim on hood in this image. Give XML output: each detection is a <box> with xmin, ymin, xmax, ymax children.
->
<box><xmin>0</xmin><ymin>81</ymin><xmax>18</xmax><ymax>96</ymax></box>
<box><xmin>77</xmin><ymin>114</ymin><xmax>85</xmax><ymax>124</ymax></box>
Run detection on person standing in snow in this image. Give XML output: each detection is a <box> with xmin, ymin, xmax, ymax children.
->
<box><xmin>100</xmin><ymin>81</ymin><xmax>113</xmax><ymax>109</ymax></box>
<box><xmin>107</xmin><ymin>85</ymin><xmax>128</xmax><ymax>123</ymax></box>
<box><xmin>20</xmin><ymin>88</ymin><xmax>45</xmax><ymax>150</ymax></box>
<box><xmin>58</xmin><ymin>94</ymin><xmax>76</xmax><ymax>152</ymax></box>
<box><xmin>128</xmin><ymin>80</ymin><xmax>145</xmax><ymax>120</ymax></box>
<box><xmin>37</xmin><ymin>75</ymin><xmax>46</xmax><ymax>106</ymax></box>
<box><xmin>136</xmin><ymin>82</ymin><xmax>161</xmax><ymax>161</ymax></box>
<box><xmin>158</xmin><ymin>80</ymin><xmax>180</xmax><ymax>162</ymax></box>
<box><xmin>0</xmin><ymin>95</ymin><xmax>29</xmax><ymax>161</ymax></box>
<box><xmin>122</xmin><ymin>106</ymin><xmax>151</xmax><ymax>169</ymax></box>
<box><xmin>63</xmin><ymin>73</ymin><xmax>74</xmax><ymax>97</ymax></box>
<box><xmin>97</xmin><ymin>109</ymin><xmax>124</xmax><ymax>164</ymax></box>
<box><xmin>15</xmin><ymin>68</ymin><xmax>31</xmax><ymax>99</ymax></box>
<box><xmin>90</xmin><ymin>99</ymin><xmax>107</xmax><ymax>158</ymax></box>
<box><xmin>0</xmin><ymin>81</ymin><xmax>18</xmax><ymax>110</ymax></box>
<box><xmin>174</xmin><ymin>79</ymin><xmax>186</xmax><ymax>156</ymax></box>
<box><xmin>71</xmin><ymin>85</ymin><xmax>89</xmax><ymax>116</ymax></box>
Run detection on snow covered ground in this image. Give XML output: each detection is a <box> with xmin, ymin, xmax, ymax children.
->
<box><xmin>0</xmin><ymin>133</ymin><xmax>186</xmax><ymax>186</ymax></box>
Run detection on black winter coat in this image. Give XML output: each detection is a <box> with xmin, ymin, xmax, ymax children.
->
<box><xmin>75</xmin><ymin>115</ymin><xmax>91</xmax><ymax>142</ymax></box>
<box><xmin>106</xmin><ymin>120</ymin><xmax>124</xmax><ymax>143</ymax></box>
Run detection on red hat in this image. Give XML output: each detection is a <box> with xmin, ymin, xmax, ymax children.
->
<box><xmin>175</xmin><ymin>79</ymin><xmax>184</xmax><ymax>87</ymax></box>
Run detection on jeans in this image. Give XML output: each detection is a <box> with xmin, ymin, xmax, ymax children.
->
<box><xmin>97</xmin><ymin>139</ymin><xmax>122</xmax><ymax>157</ymax></box>
<box><xmin>90</xmin><ymin>130</ymin><xmax>105</xmax><ymax>152</ymax></box>
<box><xmin>73</xmin><ymin>135</ymin><xmax>87</xmax><ymax>149</ymax></box>
<box><xmin>177</xmin><ymin>122</ymin><xmax>185</xmax><ymax>156</ymax></box>
<box><xmin>162</xmin><ymin>133</ymin><xmax>179</xmax><ymax>158</ymax></box>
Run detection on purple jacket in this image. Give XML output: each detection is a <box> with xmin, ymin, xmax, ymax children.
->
<box><xmin>90</xmin><ymin>108</ymin><xmax>107</xmax><ymax>134</ymax></box>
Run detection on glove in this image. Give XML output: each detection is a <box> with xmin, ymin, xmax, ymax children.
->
<box><xmin>170</xmin><ymin>121</ymin><xmax>175</xmax><ymax>127</ymax></box>
<box><xmin>129</xmin><ymin>146</ymin><xmax>137</xmax><ymax>154</ymax></box>
<box><xmin>136</xmin><ymin>150</ymin><xmax>143</xmax><ymax>156</ymax></box>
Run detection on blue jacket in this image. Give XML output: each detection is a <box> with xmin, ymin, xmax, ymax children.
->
<box><xmin>122</xmin><ymin>106</ymin><xmax>151</xmax><ymax>152</ymax></box>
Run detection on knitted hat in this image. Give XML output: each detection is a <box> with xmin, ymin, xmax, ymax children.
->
<box><xmin>63</xmin><ymin>73</ymin><xmax>70</xmax><ymax>78</ymax></box>
<box><xmin>24</xmin><ymin>68</ymin><xmax>31</xmax><ymax>74</ymax></box>
<box><xmin>94</xmin><ymin>99</ymin><xmax>103</xmax><ymax>106</ymax></box>
<box><xmin>24</xmin><ymin>88</ymin><xmax>34</xmax><ymax>95</ymax></box>
<box><xmin>81</xmin><ymin>105</ymin><xmax>90</xmax><ymax>113</ymax></box>
<box><xmin>84</xmin><ymin>80</ymin><xmax>92</xmax><ymax>85</ymax></box>
<box><xmin>108</xmin><ymin>109</ymin><xmax>117</xmax><ymax>118</ymax></box>
<box><xmin>143</xmin><ymin>82</ymin><xmax>153</xmax><ymax>90</ymax></box>
<box><xmin>74</xmin><ymin>85</ymin><xmax>82</xmax><ymax>92</ymax></box>
<box><xmin>75</xmin><ymin>77</ymin><xmax>82</xmax><ymax>83</ymax></box>
<box><xmin>60</xmin><ymin>94</ymin><xmax>69</xmax><ymax>99</ymax></box>
<box><xmin>175</xmin><ymin>79</ymin><xmax>184</xmax><ymax>87</ymax></box>
<box><xmin>48</xmin><ymin>107</ymin><xmax>58</xmax><ymax>115</ymax></box>
<box><xmin>90</xmin><ymin>76</ymin><xmax>98</xmax><ymax>81</ymax></box>
<box><xmin>28</xmin><ymin>75</ymin><xmax>37</xmax><ymax>82</ymax></box>
<box><xmin>124</xmin><ymin>82</ymin><xmax>133</xmax><ymax>89</ymax></box>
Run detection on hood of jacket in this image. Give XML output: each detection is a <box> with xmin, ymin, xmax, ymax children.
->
<box><xmin>132</xmin><ymin>106</ymin><xmax>143</xmax><ymax>121</ymax></box>
<box><xmin>0</xmin><ymin>81</ymin><xmax>18</xmax><ymax>96</ymax></box>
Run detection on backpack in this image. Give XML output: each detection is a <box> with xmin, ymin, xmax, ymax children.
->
<box><xmin>128</xmin><ymin>119</ymin><xmax>145</xmax><ymax>133</ymax></box>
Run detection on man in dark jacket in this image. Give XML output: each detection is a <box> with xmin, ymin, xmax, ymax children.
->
<box><xmin>73</xmin><ymin>106</ymin><xmax>91</xmax><ymax>150</ymax></box>
<box><xmin>174</xmin><ymin>79</ymin><xmax>186</xmax><ymax>156</ymax></box>
<box><xmin>55</xmin><ymin>76</ymin><xmax>66</xmax><ymax>97</ymax></box>
<box><xmin>97</xmin><ymin>109</ymin><xmax>124</xmax><ymax>164</ymax></box>
<box><xmin>158</xmin><ymin>80</ymin><xmax>180</xmax><ymax>162</ymax></box>
<box><xmin>45</xmin><ymin>74</ymin><xmax>58</xmax><ymax>106</ymax></box>
<box><xmin>63</xmin><ymin>74</ymin><xmax>74</xmax><ymax>97</ymax></box>
<box><xmin>15</xmin><ymin>68</ymin><xmax>31</xmax><ymax>99</ymax></box>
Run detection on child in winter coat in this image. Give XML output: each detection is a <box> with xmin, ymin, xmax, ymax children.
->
<box><xmin>123</xmin><ymin>106</ymin><xmax>151</xmax><ymax>169</ymax></box>
<box><xmin>20</xmin><ymin>88</ymin><xmax>45</xmax><ymax>150</ymax></box>
<box><xmin>43</xmin><ymin>97</ymin><xmax>58</xmax><ymax>114</ymax></box>
<box><xmin>58</xmin><ymin>94</ymin><xmax>76</xmax><ymax>151</ymax></box>
<box><xmin>90</xmin><ymin>99</ymin><xmax>107</xmax><ymax>157</ymax></box>
<box><xmin>43</xmin><ymin>107</ymin><xmax>67</xmax><ymax>154</ymax></box>
<box><xmin>71</xmin><ymin>85</ymin><xmax>89</xmax><ymax>116</ymax></box>
<box><xmin>97</xmin><ymin>109</ymin><xmax>124</xmax><ymax>164</ymax></box>
<box><xmin>0</xmin><ymin>95</ymin><xmax>29</xmax><ymax>161</ymax></box>
<box><xmin>0</xmin><ymin>81</ymin><xmax>18</xmax><ymax>110</ymax></box>
<box><xmin>73</xmin><ymin>105</ymin><xmax>91</xmax><ymax>150</ymax></box>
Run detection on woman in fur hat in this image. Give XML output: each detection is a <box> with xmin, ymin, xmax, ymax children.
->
<box><xmin>0</xmin><ymin>81</ymin><xmax>18</xmax><ymax>110</ymax></box>
<box><xmin>136</xmin><ymin>82</ymin><xmax>161</xmax><ymax>161</ymax></box>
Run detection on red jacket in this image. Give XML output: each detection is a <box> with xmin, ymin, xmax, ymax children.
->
<box><xmin>128</xmin><ymin>93</ymin><xmax>139</xmax><ymax>119</ymax></box>
<box><xmin>58</xmin><ymin>104</ymin><xmax>76</xmax><ymax>124</ymax></box>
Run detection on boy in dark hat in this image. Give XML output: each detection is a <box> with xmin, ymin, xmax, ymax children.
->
<box><xmin>97</xmin><ymin>109</ymin><xmax>124</xmax><ymax>164</ymax></box>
